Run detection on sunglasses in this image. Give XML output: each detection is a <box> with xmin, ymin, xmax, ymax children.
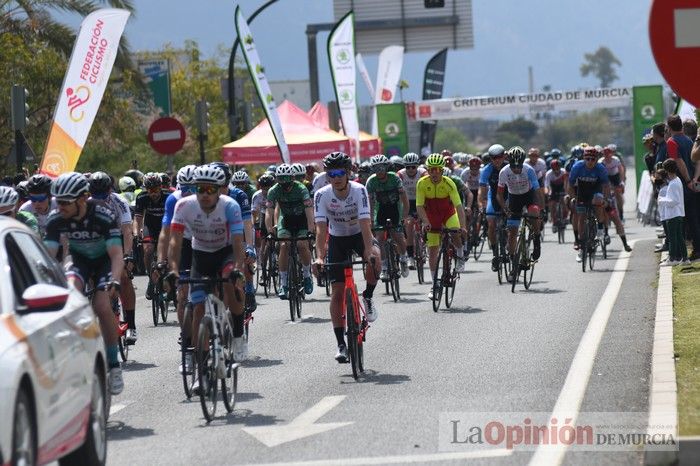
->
<box><xmin>197</xmin><ymin>185</ymin><xmax>218</xmax><ymax>195</ymax></box>
<box><xmin>181</xmin><ymin>185</ymin><xmax>197</xmax><ymax>194</ymax></box>
<box><xmin>29</xmin><ymin>194</ymin><xmax>48</xmax><ymax>202</ymax></box>
<box><xmin>405</xmin><ymin>165</ymin><xmax>418</xmax><ymax>170</ymax></box>
<box><xmin>327</xmin><ymin>169</ymin><xmax>347</xmax><ymax>178</ymax></box>
<box><xmin>57</xmin><ymin>199</ymin><xmax>76</xmax><ymax>206</ymax></box>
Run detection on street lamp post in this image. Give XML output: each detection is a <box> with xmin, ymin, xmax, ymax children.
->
<box><xmin>227</xmin><ymin>0</ymin><xmax>280</xmax><ymax>141</ymax></box>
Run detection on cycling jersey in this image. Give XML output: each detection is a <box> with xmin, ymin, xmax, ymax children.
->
<box><xmin>598</xmin><ymin>156</ymin><xmax>622</xmax><ymax>176</ymax></box>
<box><xmin>16</xmin><ymin>211</ymin><xmax>39</xmax><ymax>234</ymax></box>
<box><xmin>524</xmin><ymin>158</ymin><xmax>547</xmax><ymax>182</ymax></box>
<box><xmin>569</xmin><ymin>160</ymin><xmax>609</xmax><ymax>201</ymax></box>
<box><xmin>397</xmin><ymin>167</ymin><xmax>427</xmax><ymax>201</ymax></box>
<box><xmin>251</xmin><ymin>189</ymin><xmax>267</xmax><ymax>216</ymax></box>
<box><xmin>544</xmin><ymin>169</ymin><xmax>568</xmax><ymax>195</ymax></box>
<box><xmin>227</xmin><ymin>186</ymin><xmax>252</xmax><ymax>221</ymax></box>
<box><xmin>134</xmin><ymin>190</ymin><xmax>167</xmax><ymax>236</ymax></box>
<box><xmin>266</xmin><ymin>181</ymin><xmax>312</xmax><ymax>217</ymax></box>
<box><xmin>314</xmin><ymin>181</ymin><xmax>371</xmax><ymax>237</ymax></box>
<box><xmin>92</xmin><ymin>192</ymin><xmax>131</xmax><ymax>226</ymax></box>
<box><xmin>448</xmin><ymin>175</ymin><xmax>467</xmax><ymax>204</ymax></box>
<box><xmin>162</xmin><ymin>190</ymin><xmax>192</xmax><ymax>240</ymax></box>
<box><xmin>460</xmin><ymin>169</ymin><xmax>481</xmax><ymax>192</ymax></box>
<box><xmin>365</xmin><ymin>173</ymin><xmax>404</xmax><ymax>205</ymax></box>
<box><xmin>416</xmin><ymin>175</ymin><xmax>462</xmax><ymax>229</ymax></box>
<box><xmin>498</xmin><ymin>165</ymin><xmax>539</xmax><ymax>195</ymax></box>
<box><xmin>171</xmin><ymin>195</ymin><xmax>243</xmax><ymax>253</ymax></box>
<box><xmin>44</xmin><ymin>200</ymin><xmax>122</xmax><ymax>260</ymax></box>
<box><xmin>311</xmin><ymin>172</ymin><xmax>329</xmax><ymax>195</ymax></box>
<box><xmin>19</xmin><ymin>198</ymin><xmax>57</xmax><ymax>236</ymax></box>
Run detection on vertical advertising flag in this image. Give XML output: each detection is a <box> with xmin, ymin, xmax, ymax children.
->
<box><xmin>138</xmin><ymin>58</ymin><xmax>172</xmax><ymax>116</ymax></box>
<box><xmin>377</xmin><ymin>103</ymin><xmax>409</xmax><ymax>157</ymax></box>
<box><xmin>40</xmin><ymin>9</ymin><xmax>130</xmax><ymax>177</ymax></box>
<box><xmin>235</xmin><ymin>5</ymin><xmax>290</xmax><ymax>164</ymax></box>
<box><xmin>328</xmin><ymin>11</ymin><xmax>360</xmax><ymax>162</ymax></box>
<box><xmin>419</xmin><ymin>48</ymin><xmax>448</xmax><ymax>155</ymax></box>
<box><xmin>632</xmin><ymin>85</ymin><xmax>664</xmax><ymax>189</ymax></box>
<box><xmin>355</xmin><ymin>53</ymin><xmax>375</xmax><ymax>99</ymax></box>
<box><xmin>371</xmin><ymin>45</ymin><xmax>404</xmax><ymax>136</ymax></box>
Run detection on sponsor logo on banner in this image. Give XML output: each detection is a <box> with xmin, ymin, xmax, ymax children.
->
<box><xmin>66</xmin><ymin>86</ymin><xmax>91</xmax><ymax>122</ymax></box>
<box><xmin>337</xmin><ymin>49</ymin><xmax>351</xmax><ymax>64</ymax></box>
<box><xmin>385</xmin><ymin>122</ymin><xmax>400</xmax><ymax>137</ymax></box>
<box><xmin>381</xmin><ymin>89</ymin><xmax>393</xmax><ymax>102</ymax></box>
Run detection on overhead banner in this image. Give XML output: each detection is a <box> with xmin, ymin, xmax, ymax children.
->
<box><xmin>40</xmin><ymin>8</ymin><xmax>130</xmax><ymax>177</ymax></box>
<box><xmin>138</xmin><ymin>58</ymin><xmax>171</xmax><ymax>116</ymax></box>
<box><xmin>632</xmin><ymin>85</ymin><xmax>665</xmax><ymax>189</ymax></box>
<box><xmin>371</xmin><ymin>45</ymin><xmax>404</xmax><ymax>136</ymax></box>
<box><xmin>328</xmin><ymin>10</ymin><xmax>360</xmax><ymax>162</ymax></box>
<box><xmin>419</xmin><ymin>48</ymin><xmax>447</xmax><ymax>155</ymax></box>
<box><xmin>377</xmin><ymin>103</ymin><xmax>408</xmax><ymax>157</ymax></box>
<box><xmin>407</xmin><ymin>87</ymin><xmax>633</xmax><ymax>122</ymax></box>
<box><xmin>235</xmin><ymin>5</ymin><xmax>290</xmax><ymax>164</ymax></box>
<box><xmin>355</xmin><ymin>53</ymin><xmax>375</xmax><ymax>98</ymax></box>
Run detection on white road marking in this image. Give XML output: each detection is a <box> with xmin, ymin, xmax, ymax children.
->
<box><xmin>244</xmin><ymin>449</ymin><xmax>513</xmax><ymax>465</ymax></box>
<box><xmin>109</xmin><ymin>401</ymin><xmax>132</xmax><ymax>416</ymax></box>
<box><xmin>674</xmin><ymin>9</ymin><xmax>700</xmax><ymax>48</ymax></box>
<box><xmin>152</xmin><ymin>129</ymin><xmax>182</xmax><ymax>142</ymax></box>
<box><xmin>528</xmin><ymin>242</ymin><xmax>635</xmax><ymax>466</ymax></box>
<box><xmin>242</xmin><ymin>396</ymin><xmax>352</xmax><ymax>447</ymax></box>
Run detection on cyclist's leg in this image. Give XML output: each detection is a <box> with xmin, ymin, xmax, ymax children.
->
<box><xmin>327</xmin><ymin>235</ymin><xmax>353</xmax><ymax>355</ymax></box>
<box><xmin>277</xmin><ymin>224</ymin><xmax>291</xmax><ymax>295</ymax></box>
<box><xmin>405</xmin><ymin>201</ymin><xmax>417</xmax><ymax>259</ymax></box>
<box><xmin>426</xmin><ymin>230</ymin><xmax>441</xmax><ymax>277</ymax></box>
<box><xmin>176</xmin><ymin>239</ymin><xmax>193</xmax><ymax>327</ymax></box>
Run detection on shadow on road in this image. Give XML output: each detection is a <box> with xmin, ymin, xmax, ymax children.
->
<box><xmin>122</xmin><ymin>361</ymin><xmax>158</xmax><ymax>372</ymax></box>
<box><xmin>107</xmin><ymin>421</ymin><xmax>155</xmax><ymax>440</ymax></box>
<box><xmin>203</xmin><ymin>409</ymin><xmax>281</xmax><ymax>427</ymax></box>
<box><xmin>243</xmin><ymin>356</ymin><xmax>283</xmax><ymax>368</ymax></box>
<box><xmin>341</xmin><ymin>369</ymin><xmax>411</xmax><ymax>385</ymax></box>
<box><xmin>298</xmin><ymin>316</ymin><xmax>331</xmax><ymax>324</ymax></box>
<box><xmin>235</xmin><ymin>392</ymin><xmax>264</xmax><ymax>402</ymax></box>
<box><xmin>438</xmin><ymin>306</ymin><xmax>487</xmax><ymax>314</ymax></box>
<box><xmin>522</xmin><ymin>287</ymin><xmax>565</xmax><ymax>294</ymax></box>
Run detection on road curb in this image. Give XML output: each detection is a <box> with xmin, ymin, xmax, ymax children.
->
<box><xmin>644</xmin><ymin>253</ymin><xmax>679</xmax><ymax>466</ymax></box>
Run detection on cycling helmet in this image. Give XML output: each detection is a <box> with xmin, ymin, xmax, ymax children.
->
<box><xmin>232</xmin><ymin>170</ymin><xmax>250</xmax><ymax>183</ymax></box>
<box><xmin>442</xmin><ymin>167</ymin><xmax>452</xmax><ymax>176</ymax></box>
<box><xmin>468</xmin><ymin>157</ymin><xmax>482</xmax><ymax>168</ymax></box>
<box><xmin>0</xmin><ymin>186</ymin><xmax>19</xmax><ymax>212</ymax></box>
<box><xmin>323</xmin><ymin>151</ymin><xmax>352</xmax><ymax>170</ymax></box>
<box><xmin>27</xmin><ymin>174</ymin><xmax>52</xmax><ymax>194</ymax></box>
<box><xmin>209</xmin><ymin>162</ymin><xmax>232</xmax><ymax>184</ymax></box>
<box><xmin>570</xmin><ymin>145</ymin><xmax>584</xmax><ymax>159</ymax></box>
<box><xmin>143</xmin><ymin>172</ymin><xmax>162</xmax><ymax>189</ymax></box>
<box><xmin>119</xmin><ymin>176</ymin><xmax>136</xmax><ymax>192</ymax></box>
<box><xmin>124</xmin><ymin>169</ymin><xmax>144</xmax><ymax>187</ymax></box>
<box><xmin>258</xmin><ymin>174</ymin><xmax>275</xmax><ymax>188</ymax></box>
<box><xmin>550</xmin><ymin>148</ymin><xmax>562</xmax><ymax>158</ymax></box>
<box><xmin>89</xmin><ymin>171</ymin><xmax>113</xmax><ymax>194</ymax></box>
<box><xmin>160</xmin><ymin>172</ymin><xmax>171</xmax><ymax>187</ymax></box>
<box><xmin>389</xmin><ymin>155</ymin><xmax>403</xmax><ymax>169</ymax></box>
<box><xmin>508</xmin><ymin>146</ymin><xmax>527</xmax><ymax>168</ymax></box>
<box><xmin>15</xmin><ymin>181</ymin><xmax>29</xmax><ymax>200</ymax></box>
<box><xmin>267</xmin><ymin>164</ymin><xmax>277</xmax><ymax>173</ymax></box>
<box><xmin>358</xmin><ymin>161</ymin><xmax>371</xmax><ymax>175</ymax></box>
<box><xmin>51</xmin><ymin>172</ymin><xmax>89</xmax><ymax>200</ymax></box>
<box><xmin>606</xmin><ymin>143</ymin><xmax>617</xmax><ymax>152</ymax></box>
<box><xmin>440</xmin><ymin>149</ymin><xmax>452</xmax><ymax>158</ymax></box>
<box><xmin>275</xmin><ymin>163</ymin><xmax>295</xmax><ymax>178</ymax></box>
<box><xmin>550</xmin><ymin>159</ymin><xmax>561</xmax><ymax>170</ymax></box>
<box><xmin>583</xmin><ymin>145</ymin><xmax>598</xmax><ymax>158</ymax></box>
<box><xmin>369</xmin><ymin>154</ymin><xmax>390</xmax><ymax>168</ymax></box>
<box><xmin>488</xmin><ymin>144</ymin><xmax>506</xmax><ymax>158</ymax></box>
<box><xmin>194</xmin><ymin>165</ymin><xmax>227</xmax><ymax>186</ymax></box>
<box><xmin>291</xmin><ymin>163</ymin><xmax>306</xmax><ymax>178</ymax></box>
<box><xmin>403</xmin><ymin>152</ymin><xmax>420</xmax><ymax>166</ymax></box>
<box><xmin>176</xmin><ymin>165</ymin><xmax>197</xmax><ymax>185</ymax></box>
<box><xmin>425</xmin><ymin>153</ymin><xmax>445</xmax><ymax>168</ymax></box>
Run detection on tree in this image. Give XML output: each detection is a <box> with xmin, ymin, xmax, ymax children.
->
<box><xmin>496</xmin><ymin>117</ymin><xmax>538</xmax><ymax>142</ymax></box>
<box><xmin>433</xmin><ymin>127</ymin><xmax>476</xmax><ymax>154</ymax></box>
<box><xmin>580</xmin><ymin>46</ymin><xmax>621</xmax><ymax>88</ymax></box>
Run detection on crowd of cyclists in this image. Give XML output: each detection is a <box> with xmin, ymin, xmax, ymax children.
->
<box><xmin>0</xmin><ymin>140</ymin><xmax>633</xmax><ymax>396</ymax></box>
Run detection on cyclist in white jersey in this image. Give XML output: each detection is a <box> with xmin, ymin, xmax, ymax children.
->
<box><xmin>312</xmin><ymin>152</ymin><xmax>380</xmax><ymax>363</ymax></box>
<box><xmin>599</xmin><ymin>144</ymin><xmax>626</xmax><ymax>221</ymax></box>
<box><xmin>20</xmin><ymin>174</ymin><xmax>57</xmax><ymax>236</ymax></box>
<box><xmin>167</xmin><ymin>165</ymin><xmax>247</xmax><ymax>362</ymax></box>
<box><xmin>544</xmin><ymin>160</ymin><xmax>569</xmax><ymax>229</ymax></box>
<box><xmin>397</xmin><ymin>152</ymin><xmax>427</xmax><ymax>268</ymax></box>
<box><xmin>251</xmin><ymin>173</ymin><xmax>274</xmax><ymax>267</ymax></box>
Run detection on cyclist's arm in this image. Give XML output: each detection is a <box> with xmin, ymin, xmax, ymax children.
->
<box><xmin>157</xmin><ymin>226</ymin><xmax>170</xmax><ymax>263</ymax></box>
<box><xmin>243</xmin><ymin>218</ymin><xmax>254</xmax><ymax>249</ymax></box>
<box><xmin>359</xmin><ymin>218</ymin><xmax>376</xmax><ymax>256</ymax></box>
<box><xmin>265</xmin><ymin>205</ymin><xmax>276</xmax><ymax>232</ymax></box>
<box><xmin>232</xmin><ymin>233</ymin><xmax>245</xmax><ymax>272</ymax></box>
<box><xmin>122</xmin><ymin>224</ymin><xmax>133</xmax><ymax>256</ymax></box>
<box><xmin>315</xmin><ymin>221</ymin><xmax>328</xmax><ymax>260</ymax></box>
<box><xmin>415</xmin><ymin>180</ymin><xmax>429</xmax><ymax>225</ymax></box>
<box><xmin>107</xmin><ymin>243</ymin><xmax>124</xmax><ymax>285</ymax></box>
<box><xmin>167</xmin><ymin>229</ymin><xmax>183</xmax><ymax>273</ymax></box>
<box><xmin>133</xmin><ymin>214</ymin><xmax>143</xmax><ymax>238</ymax></box>
<box><xmin>400</xmin><ymin>188</ymin><xmax>409</xmax><ymax>220</ymax></box>
<box><xmin>478</xmin><ymin>186</ymin><xmax>488</xmax><ymax>209</ymax></box>
<box><xmin>305</xmin><ymin>204</ymin><xmax>314</xmax><ymax>232</ymax></box>
<box><xmin>496</xmin><ymin>187</ymin><xmax>507</xmax><ymax>212</ymax></box>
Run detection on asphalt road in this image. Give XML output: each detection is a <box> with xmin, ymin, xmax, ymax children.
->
<box><xmin>104</xmin><ymin>212</ymin><xmax>661</xmax><ymax>466</ymax></box>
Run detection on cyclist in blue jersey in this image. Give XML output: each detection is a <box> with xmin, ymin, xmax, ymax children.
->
<box><xmin>478</xmin><ymin>144</ymin><xmax>508</xmax><ymax>272</ymax></box>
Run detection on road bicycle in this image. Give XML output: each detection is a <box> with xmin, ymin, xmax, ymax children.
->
<box><xmin>551</xmin><ymin>195</ymin><xmax>567</xmax><ymax>244</ymax></box>
<box><xmin>87</xmin><ymin>286</ymin><xmax>131</xmax><ymax>362</ymax></box>
<box><xmin>469</xmin><ymin>209</ymin><xmax>488</xmax><ymax>261</ymax></box>
<box><xmin>257</xmin><ymin>239</ymin><xmax>279</xmax><ymax>298</ymax></box>
<box><xmin>178</xmin><ymin>275</ymin><xmax>242</xmax><ymax>422</ymax></box>
<box><xmin>580</xmin><ymin>204</ymin><xmax>600</xmax><ymax>273</ymax></box>
<box><xmin>410</xmin><ymin>215</ymin><xmax>427</xmax><ymax>284</ymax></box>
<box><xmin>150</xmin><ymin>260</ymin><xmax>175</xmax><ymax>327</ymax></box>
<box><xmin>494</xmin><ymin>214</ymin><xmax>512</xmax><ymax>285</ymax></box>
<box><xmin>269</xmin><ymin>236</ymin><xmax>310</xmax><ymax>321</ymax></box>
<box><xmin>430</xmin><ymin>228</ymin><xmax>461</xmax><ymax>312</ymax></box>
<box><xmin>373</xmin><ymin>219</ymin><xmax>402</xmax><ymax>302</ymax></box>
<box><xmin>324</xmin><ymin>259</ymin><xmax>372</xmax><ymax>380</ymax></box>
<box><xmin>510</xmin><ymin>213</ymin><xmax>540</xmax><ymax>293</ymax></box>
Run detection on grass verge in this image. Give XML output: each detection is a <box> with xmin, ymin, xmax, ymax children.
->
<box><xmin>673</xmin><ymin>262</ymin><xmax>700</xmax><ymax>435</ymax></box>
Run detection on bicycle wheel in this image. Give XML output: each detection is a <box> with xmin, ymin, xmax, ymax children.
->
<box><xmin>588</xmin><ymin>220</ymin><xmax>597</xmax><ymax>271</ymax></box>
<box><xmin>158</xmin><ymin>282</ymin><xmax>169</xmax><ymax>323</ymax></box>
<box><xmin>474</xmin><ymin>222</ymin><xmax>486</xmax><ymax>261</ymax></box>
<box><xmin>511</xmin><ymin>238</ymin><xmax>522</xmax><ymax>293</ymax></box>
<box><xmin>389</xmin><ymin>244</ymin><xmax>400</xmax><ymax>302</ymax></box>
<box><xmin>288</xmin><ymin>261</ymin><xmax>297</xmax><ymax>322</ymax></box>
<box><xmin>118</xmin><ymin>327</ymin><xmax>128</xmax><ymax>362</ymax></box>
<box><xmin>444</xmin><ymin>251</ymin><xmax>456</xmax><ymax>309</ymax></box>
<box><xmin>601</xmin><ymin>231</ymin><xmax>608</xmax><ymax>259</ymax></box>
<box><xmin>181</xmin><ymin>305</ymin><xmax>197</xmax><ymax>399</ymax></box>
<box><xmin>151</xmin><ymin>282</ymin><xmax>159</xmax><ymax>327</ymax></box>
<box><xmin>345</xmin><ymin>288</ymin><xmax>360</xmax><ymax>380</ymax></box>
<box><xmin>197</xmin><ymin>315</ymin><xmax>217</xmax><ymax>422</ymax></box>
<box><xmin>523</xmin><ymin>231</ymin><xmax>535</xmax><ymax>290</ymax></box>
<box><xmin>580</xmin><ymin>227</ymin><xmax>588</xmax><ymax>273</ymax></box>
<box><xmin>414</xmin><ymin>234</ymin><xmax>425</xmax><ymax>284</ymax></box>
<box><xmin>270</xmin><ymin>252</ymin><xmax>279</xmax><ymax>295</ymax></box>
<box><xmin>221</xmin><ymin>313</ymin><xmax>237</xmax><ymax>413</ymax></box>
<box><xmin>432</xmin><ymin>245</ymin><xmax>444</xmax><ymax>312</ymax></box>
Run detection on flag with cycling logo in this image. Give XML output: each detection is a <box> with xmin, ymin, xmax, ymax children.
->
<box><xmin>377</xmin><ymin>103</ymin><xmax>408</xmax><ymax>157</ymax></box>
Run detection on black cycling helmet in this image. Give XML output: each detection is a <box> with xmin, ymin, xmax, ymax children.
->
<box><xmin>209</xmin><ymin>162</ymin><xmax>232</xmax><ymax>184</ymax></box>
<box><xmin>508</xmin><ymin>146</ymin><xmax>527</xmax><ymax>168</ymax></box>
<box><xmin>258</xmin><ymin>173</ymin><xmax>275</xmax><ymax>188</ymax></box>
<box><xmin>27</xmin><ymin>174</ymin><xmax>52</xmax><ymax>194</ymax></box>
<box><xmin>358</xmin><ymin>161</ymin><xmax>371</xmax><ymax>174</ymax></box>
<box><xmin>124</xmin><ymin>169</ymin><xmax>144</xmax><ymax>188</ymax></box>
<box><xmin>160</xmin><ymin>172</ymin><xmax>171</xmax><ymax>188</ymax></box>
<box><xmin>143</xmin><ymin>172</ymin><xmax>162</xmax><ymax>189</ymax></box>
<box><xmin>89</xmin><ymin>171</ymin><xmax>113</xmax><ymax>194</ymax></box>
<box><xmin>15</xmin><ymin>180</ymin><xmax>30</xmax><ymax>201</ymax></box>
<box><xmin>323</xmin><ymin>151</ymin><xmax>352</xmax><ymax>170</ymax></box>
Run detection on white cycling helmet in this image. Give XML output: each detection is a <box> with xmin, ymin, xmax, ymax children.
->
<box><xmin>291</xmin><ymin>163</ymin><xmax>305</xmax><ymax>177</ymax></box>
<box><xmin>118</xmin><ymin>176</ymin><xmax>136</xmax><ymax>192</ymax></box>
<box><xmin>488</xmin><ymin>144</ymin><xmax>506</xmax><ymax>157</ymax></box>
<box><xmin>369</xmin><ymin>154</ymin><xmax>390</xmax><ymax>167</ymax></box>
<box><xmin>231</xmin><ymin>170</ymin><xmax>250</xmax><ymax>183</ymax></box>
<box><xmin>51</xmin><ymin>172</ymin><xmax>89</xmax><ymax>200</ymax></box>
<box><xmin>0</xmin><ymin>186</ymin><xmax>19</xmax><ymax>213</ymax></box>
<box><xmin>275</xmin><ymin>164</ymin><xmax>295</xmax><ymax>178</ymax></box>
<box><xmin>177</xmin><ymin>165</ymin><xmax>197</xmax><ymax>185</ymax></box>
<box><xmin>193</xmin><ymin>165</ymin><xmax>227</xmax><ymax>186</ymax></box>
<box><xmin>403</xmin><ymin>152</ymin><xmax>420</xmax><ymax>166</ymax></box>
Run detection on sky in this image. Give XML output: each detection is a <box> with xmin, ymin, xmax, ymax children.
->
<box><xmin>61</xmin><ymin>0</ymin><xmax>667</xmax><ymax>106</ymax></box>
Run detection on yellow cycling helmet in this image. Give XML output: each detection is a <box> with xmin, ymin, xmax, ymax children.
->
<box><xmin>425</xmin><ymin>153</ymin><xmax>445</xmax><ymax>168</ymax></box>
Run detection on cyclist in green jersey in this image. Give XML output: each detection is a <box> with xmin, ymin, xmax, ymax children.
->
<box><xmin>265</xmin><ymin>164</ymin><xmax>315</xmax><ymax>299</ymax></box>
<box><xmin>365</xmin><ymin>154</ymin><xmax>410</xmax><ymax>279</ymax></box>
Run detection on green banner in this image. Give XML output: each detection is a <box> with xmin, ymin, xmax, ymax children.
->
<box><xmin>376</xmin><ymin>103</ymin><xmax>408</xmax><ymax>157</ymax></box>
<box><xmin>138</xmin><ymin>59</ymin><xmax>172</xmax><ymax>116</ymax></box>
<box><xmin>632</xmin><ymin>85</ymin><xmax>664</xmax><ymax>189</ymax></box>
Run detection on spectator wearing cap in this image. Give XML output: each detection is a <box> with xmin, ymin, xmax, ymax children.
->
<box><xmin>657</xmin><ymin>159</ymin><xmax>687</xmax><ymax>265</ymax></box>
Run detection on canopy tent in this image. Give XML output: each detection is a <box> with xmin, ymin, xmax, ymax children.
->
<box><xmin>307</xmin><ymin>102</ymin><xmax>382</xmax><ymax>157</ymax></box>
<box><xmin>221</xmin><ymin>100</ymin><xmax>350</xmax><ymax>164</ymax></box>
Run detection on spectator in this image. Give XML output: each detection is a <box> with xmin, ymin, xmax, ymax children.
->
<box><xmin>652</xmin><ymin>122</ymin><xmax>668</xmax><ymax>165</ymax></box>
<box><xmin>683</xmin><ymin>118</ymin><xmax>698</xmax><ymax>141</ymax></box>
<box><xmin>657</xmin><ymin>160</ymin><xmax>687</xmax><ymax>265</ymax></box>
<box><xmin>643</xmin><ymin>133</ymin><xmax>656</xmax><ymax>173</ymax></box>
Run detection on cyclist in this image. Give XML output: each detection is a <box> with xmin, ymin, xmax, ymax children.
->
<box><xmin>544</xmin><ymin>159</ymin><xmax>569</xmax><ymax>231</ymax></box>
<box><xmin>232</xmin><ymin>170</ymin><xmax>256</xmax><ymax>201</ymax></box>
<box><xmin>599</xmin><ymin>144</ymin><xmax>627</xmax><ymax>222</ymax></box>
<box><xmin>495</xmin><ymin>146</ymin><xmax>543</xmax><ymax>265</ymax></box>
<box><xmin>357</xmin><ymin>161</ymin><xmax>372</xmax><ymax>185</ymax></box>
<box><xmin>44</xmin><ymin>172</ymin><xmax>125</xmax><ymax>395</ymax></box>
<box><xmin>89</xmin><ymin>172</ymin><xmax>138</xmax><ymax>344</ymax></box>
<box><xmin>252</xmin><ymin>173</ymin><xmax>275</xmax><ymax>272</ymax></box>
<box><xmin>546</xmin><ymin>148</ymin><xmax>563</xmax><ymax>169</ymax></box>
<box><xmin>265</xmin><ymin>164</ymin><xmax>315</xmax><ymax>299</ymax></box>
<box><xmin>0</xmin><ymin>185</ymin><xmax>38</xmax><ymax>233</ymax></box>
<box><xmin>365</xmin><ymin>154</ymin><xmax>410</xmax><ymax>279</ymax></box>
<box><xmin>479</xmin><ymin>144</ymin><xmax>509</xmax><ymax>271</ymax></box>
<box><xmin>444</xmin><ymin>167</ymin><xmax>472</xmax><ymax>255</ymax></box>
<box><xmin>416</xmin><ymin>153</ymin><xmax>468</xmax><ymax>299</ymax></box>
<box><xmin>397</xmin><ymin>152</ymin><xmax>427</xmax><ymax>268</ymax></box>
<box><xmin>133</xmin><ymin>172</ymin><xmax>167</xmax><ymax>299</ymax></box>
<box><xmin>291</xmin><ymin>163</ymin><xmax>307</xmax><ymax>183</ymax></box>
<box><xmin>312</xmin><ymin>151</ymin><xmax>380</xmax><ymax>363</ymax></box>
<box><xmin>389</xmin><ymin>155</ymin><xmax>404</xmax><ymax>173</ymax></box>
<box><xmin>20</xmin><ymin>174</ymin><xmax>56</xmax><ymax>236</ymax></box>
<box><xmin>167</xmin><ymin>165</ymin><xmax>247</xmax><ymax>361</ymax></box>
<box><xmin>461</xmin><ymin>157</ymin><xmax>483</xmax><ymax>249</ymax></box>
<box><xmin>567</xmin><ymin>145</ymin><xmax>614</xmax><ymax>261</ymax></box>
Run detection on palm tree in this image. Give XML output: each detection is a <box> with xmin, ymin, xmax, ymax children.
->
<box><xmin>1</xmin><ymin>0</ymin><xmax>137</xmax><ymax>72</ymax></box>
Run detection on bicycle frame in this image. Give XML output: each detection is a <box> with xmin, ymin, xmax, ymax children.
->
<box><xmin>372</xmin><ymin>219</ymin><xmax>402</xmax><ymax>302</ymax></box>
<box><xmin>431</xmin><ymin>228</ymin><xmax>460</xmax><ymax>312</ymax></box>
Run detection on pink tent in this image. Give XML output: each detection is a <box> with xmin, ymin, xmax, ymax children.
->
<box><xmin>221</xmin><ymin>100</ymin><xmax>351</xmax><ymax>164</ymax></box>
<box><xmin>307</xmin><ymin>102</ymin><xmax>382</xmax><ymax>157</ymax></box>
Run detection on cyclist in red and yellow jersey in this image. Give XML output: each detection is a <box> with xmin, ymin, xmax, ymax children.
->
<box><xmin>416</xmin><ymin>153</ymin><xmax>468</xmax><ymax>296</ymax></box>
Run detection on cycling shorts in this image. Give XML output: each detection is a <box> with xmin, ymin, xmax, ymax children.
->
<box><xmin>327</xmin><ymin>233</ymin><xmax>379</xmax><ymax>284</ymax></box>
<box><xmin>426</xmin><ymin>212</ymin><xmax>460</xmax><ymax>247</ymax></box>
<box><xmin>408</xmin><ymin>199</ymin><xmax>417</xmax><ymax>216</ymax></box>
<box><xmin>375</xmin><ymin>203</ymin><xmax>402</xmax><ymax>231</ymax></box>
<box><xmin>608</xmin><ymin>173</ymin><xmax>621</xmax><ymax>187</ymax></box>
<box><xmin>506</xmin><ymin>190</ymin><xmax>536</xmax><ymax>227</ymax></box>
<box><xmin>190</xmin><ymin>246</ymin><xmax>234</xmax><ymax>304</ymax></box>
<box><xmin>575</xmin><ymin>192</ymin><xmax>604</xmax><ymax>213</ymax></box>
<box><xmin>180</xmin><ymin>238</ymin><xmax>192</xmax><ymax>278</ymax></box>
<box><xmin>142</xmin><ymin>224</ymin><xmax>161</xmax><ymax>243</ymax></box>
<box><xmin>277</xmin><ymin>214</ymin><xmax>308</xmax><ymax>239</ymax></box>
<box><xmin>67</xmin><ymin>255</ymin><xmax>112</xmax><ymax>294</ymax></box>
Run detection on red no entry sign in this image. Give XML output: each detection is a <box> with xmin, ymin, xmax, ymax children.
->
<box><xmin>649</xmin><ymin>0</ymin><xmax>700</xmax><ymax>107</ymax></box>
<box><xmin>148</xmin><ymin>117</ymin><xmax>186</xmax><ymax>155</ymax></box>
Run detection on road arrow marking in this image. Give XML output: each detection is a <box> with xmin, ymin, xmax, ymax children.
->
<box><xmin>242</xmin><ymin>395</ymin><xmax>353</xmax><ymax>447</ymax></box>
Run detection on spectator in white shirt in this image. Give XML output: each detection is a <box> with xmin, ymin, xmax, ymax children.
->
<box><xmin>657</xmin><ymin>159</ymin><xmax>687</xmax><ymax>265</ymax></box>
